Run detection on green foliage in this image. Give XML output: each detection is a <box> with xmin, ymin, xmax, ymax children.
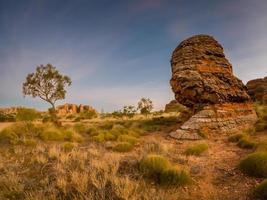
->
<box><xmin>113</xmin><ymin>142</ymin><xmax>134</xmax><ymax>152</ymax></box>
<box><xmin>185</xmin><ymin>143</ymin><xmax>209</xmax><ymax>156</ymax></box>
<box><xmin>117</xmin><ymin>135</ymin><xmax>138</xmax><ymax>145</ymax></box>
<box><xmin>73</xmin><ymin>123</ymin><xmax>86</xmax><ymax>134</ymax></box>
<box><xmin>239</xmin><ymin>152</ymin><xmax>267</xmax><ymax>178</ymax></box>
<box><xmin>237</xmin><ymin>137</ymin><xmax>256</xmax><ymax>149</ymax></box>
<box><xmin>62</xmin><ymin>130</ymin><xmax>83</xmax><ymax>142</ymax></box>
<box><xmin>139</xmin><ymin>116</ymin><xmax>180</xmax><ymax>132</ymax></box>
<box><xmin>39</xmin><ymin>127</ymin><xmax>65</xmax><ymax>141</ymax></box>
<box><xmin>0</xmin><ymin>112</ymin><xmax>16</xmax><ymax>122</ymax></box>
<box><xmin>104</xmin><ymin>105</ymin><xmax>136</xmax><ymax>118</ymax></box>
<box><xmin>139</xmin><ymin>154</ymin><xmax>191</xmax><ymax>186</ymax></box>
<box><xmin>0</xmin><ymin>122</ymin><xmax>42</xmax><ymax>144</ymax></box>
<box><xmin>255</xmin><ymin>104</ymin><xmax>267</xmax><ymax>131</ymax></box>
<box><xmin>253</xmin><ymin>179</ymin><xmax>267</xmax><ymax>200</ymax></box>
<box><xmin>39</xmin><ymin>126</ymin><xmax>83</xmax><ymax>142</ymax></box>
<box><xmin>92</xmin><ymin>133</ymin><xmax>105</xmax><ymax>143</ymax></box>
<box><xmin>16</xmin><ymin>108</ymin><xmax>40</xmax><ymax>121</ymax></box>
<box><xmin>138</xmin><ymin>98</ymin><xmax>153</xmax><ymax>115</ymax></box>
<box><xmin>139</xmin><ymin>154</ymin><xmax>170</xmax><ymax>181</ymax></box>
<box><xmin>122</xmin><ymin>105</ymin><xmax>137</xmax><ymax>118</ymax></box>
<box><xmin>160</xmin><ymin>166</ymin><xmax>191</xmax><ymax>186</ymax></box>
<box><xmin>78</xmin><ymin>110</ymin><xmax>97</xmax><ymax>120</ymax></box>
<box><xmin>22</xmin><ymin>64</ymin><xmax>71</xmax><ymax>117</ymax></box>
<box><xmin>23</xmin><ymin>139</ymin><xmax>37</xmax><ymax>148</ymax></box>
<box><xmin>228</xmin><ymin>133</ymin><xmax>247</xmax><ymax>143</ymax></box>
<box><xmin>62</xmin><ymin>142</ymin><xmax>75</xmax><ymax>152</ymax></box>
<box><xmin>255</xmin><ymin>139</ymin><xmax>267</xmax><ymax>152</ymax></box>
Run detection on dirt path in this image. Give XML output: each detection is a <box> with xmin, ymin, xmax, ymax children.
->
<box><xmin>138</xmin><ymin>132</ymin><xmax>264</xmax><ymax>200</ymax></box>
<box><xmin>0</xmin><ymin>122</ymin><xmax>14</xmax><ymax>131</ymax></box>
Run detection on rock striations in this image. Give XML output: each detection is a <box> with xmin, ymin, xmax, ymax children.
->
<box><xmin>246</xmin><ymin>76</ymin><xmax>267</xmax><ymax>104</ymax></box>
<box><xmin>169</xmin><ymin>35</ymin><xmax>257</xmax><ymax>140</ymax></box>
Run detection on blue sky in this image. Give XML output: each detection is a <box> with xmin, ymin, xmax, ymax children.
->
<box><xmin>0</xmin><ymin>0</ymin><xmax>267</xmax><ymax>111</ymax></box>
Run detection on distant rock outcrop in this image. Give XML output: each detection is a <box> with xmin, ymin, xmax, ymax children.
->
<box><xmin>246</xmin><ymin>77</ymin><xmax>267</xmax><ymax>104</ymax></box>
<box><xmin>56</xmin><ymin>103</ymin><xmax>97</xmax><ymax>116</ymax></box>
<box><xmin>169</xmin><ymin>35</ymin><xmax>257</xmax><ymax>139</ymax></box>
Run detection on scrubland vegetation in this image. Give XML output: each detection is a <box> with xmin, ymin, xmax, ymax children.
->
<box><xmin>0</xmin><ymin>102</ymin><xmax>267</xmax><ymax>199</ymax></box>
<box><xmin>0</xmin><ymin>103</ymin><xmax>267</xmax><ymax>199</ymax></box>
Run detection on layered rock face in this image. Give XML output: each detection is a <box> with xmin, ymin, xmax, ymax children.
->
<box><xmin>169</xmin><ymin>35</ymin><xmax>257</xmax><ymax>139</ymax></box>
<box><xmin>246</xmin><ymin>77</ymin><xmax>267</xmax><ymax>104</ymax></box>
<box><xmin>56</xmin><ymin>103</ymin><xmax>97</xmax><ymax>116</ymax></box>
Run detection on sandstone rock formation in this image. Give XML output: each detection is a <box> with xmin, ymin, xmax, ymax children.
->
<box><xmin>246</xmin><ymin>76</ymin><xmax>267</xmax><ymax>104</ymax></box>
<box><xmin>56</xmin><ymin>103</ymin><xmax>97</xmax><ymax>116</ymax></box>
<box><xmin>169</xmin><ymin>35</ymin><xmax>257</xmax><ymax>139</ymax></box>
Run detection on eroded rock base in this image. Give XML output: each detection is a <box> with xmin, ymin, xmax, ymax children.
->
<box><xmin>170</xmin><ymin>103</ymin><xmax>258</xmax><ymax>140</ymax></box>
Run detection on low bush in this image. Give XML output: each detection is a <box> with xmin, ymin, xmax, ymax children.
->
<box><xmin>253</xmin><ymin>179</ymin><xmax>267</xmax><ymax>200</ymax></box>
<box><xmin>117</xmin><ymin>135</ymin><xmax>138</xmax><ymax>145</ymax></box>
<box><xmin>62</xmin><ymin>130</ymin><xmax>83</xmax><ymax>142</ymax></box>
<box><xmin>16</xmin><ymin>108</ymin><xmax>40</xmax><ymax>121</ymax></box>
<box><xmin>255</xmin><ymin>139</ymin><xmax>267</xmax><ymax>152</ymax></box>
<box><xmin>239</xmin><ymin>152</ymin><xmax>267</xmax><ymax>178</ymax></box>
<box><xmin>85</xmin><ymin>127</ymin><xmax>98</xmax><ymax>136</ymax></box>
<box><xmin>185</xmin><ymin>143</ymin><xmax>209</xmax><ymax>156</ymax></box>
<box><xmin>113</xmin><ymin>142</ymin><xmax>134</xmax><ymax>152</ymax></box>
<box><xmin>160</xmin><ymin>165</ymin><xmax>191</xmax><ymax>186</ymax></box>
<box><xmin>73</xmin><ymin>123</ymin><xmax>86</xmax><ymax>134</ymax></box>
<box><xmin>228</xmin><ymin>133</ymin><xmax>247</xmax><ymax>143</ymax></box>
<box><xmin>0</xmin><ymin>122</ymin><xmax>42</xmax><ymax>144</ymax></box>
<box><xmin>256</xmin><ymin>121</ymin><xmax>267</xmax><ymax>132</ymax></box>
<box><xmin>92</xmin><ymin>133</ymin><xmax>105</xmax><ymax>143</ymax></box>
<box><xmin>23</xmin><ymin>139</ymin><xmax>37</xmax><ymax>147</ymax></box>
<box><xmin>39</xmin><ymin>127</ymin><xmax>65</xmax><ymax>141</ymax></box>
<box><xmin>237</xmin><ymin>137</ymin><xmax>256</xmax><ymax>149</ymax></box>
<box><xmin>62</xmin><ymin>142</ymin><xmax>75</xmax><ymax>152</ymax></box>
<box><xmin>139</xmin><ymin>154</ymin><xmax>170</xmax><ymax>181</ymax></box>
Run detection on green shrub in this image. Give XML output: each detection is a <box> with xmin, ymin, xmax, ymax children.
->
<box><xmin>62</xmin><ymin>130</ymin><xmax>83</xmax><ymax>142</ymax></box>
<box><xmin>42</xmin><ymin>115</ymin><xmax>51</xmax><ymax>123</ymax></box>
<box><xmin>160</xmin><ymin>166</ymin><xmax>191</xmax><ymax>186</ymax></box>
<box><xmin>253</xmin><ymin>179</ymin><xmax>267</xmax><ymax>200</ymax></box>
<box><xmin>237</xmin><ymin>137</ymin><xmax>256</xmax><ymax>149</ymax></box>
<box><xmin>74</xmin><ymin>117</ymin><xmax>81</xmax><ymax>122</ymax></box>
<box><xmin>39</xmin><ymin>127</ymin><xmax>65</xmax><ymax>141</ymax></box>
<box><xmin>85</xmin><ymin>127</ymin><xmax>98</xmax><ymax>136</ymax></box>
<box><xmin>0</xmin><ymin>128</ymin><xmax>19</xmax><ymax>144</ymax></box>
<box><xmin>185</xmin><ymin>143</ymin><xmax>209</xmax><ymax>156</ymax></box>
<box><xmin>256</xmin><ymin>121</ymin><xmax>267</xmax><ymax>131</ymax></box>
<box><xmin>79</xmin><ymin>110</ymin><xmax>97</xmax><ymax>119</ymax></box>
<box><xmin>139</xmin><ymin>154</ymin><xmax>170</xmax><ymax>181</ymax></box>
<box><xmin>255</xmin><ymin>139</ymin><xmax>267</xmax><ymax>152</ymax></box>
<box><xmin>113</xmin><ymin>142</ymin><xmax>134</xmax><ymax>152</ymax></box>
<box><xmin>23</xmin><ymin>139</ymin><xmax>37</xmax><ymax>147</ymax></box>
<box><xmin>16</xmin><ymin>108</ymin><xmax>40</xmax><ymax>121</ymax></box>
<box><xmin>92</xmin><ymin>133</ymin><xmax>105</xmax><ymax>143</ymax></box>
<box><xmin>62</xmin><ymin>142</ymin><xmax>75</xmax><ymax>151</ymax></box>
<box><xmin>239</xmin><ymin>152</ymin><xmax>267</xmax><ymax>177</ymax></box>
<box><xmin>228</xmin><ymin>133</ymin><xmax>247</xmax><ymax>143</ymax></box>
<box><xmin>73</xmin><ymin>123</ymin><xmax>86</xmax><ymax>134</ymax></box>
<box><xmin>0</xmin><ymin>123</ymin><xmax>42</xmax><ymax>144</ymax></box>
<box><xmin>117</xmin><ymin>135</ymin><xmax>138</xmax><ymax>145</ymax></box>
<box><xmin>104</xmin><ymin>131</ymin><xmax>116</xmax><ymax>141</ymax></box>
